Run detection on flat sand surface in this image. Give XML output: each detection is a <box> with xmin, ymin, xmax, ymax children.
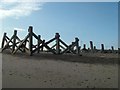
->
<box><xmin>2</xmin><ymin>51</ymin><xmax>118</xmax><ymax>88</ymax></box>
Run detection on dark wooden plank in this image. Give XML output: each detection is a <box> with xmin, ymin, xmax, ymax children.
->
<box><xmin>1</xmin><ymin>33</ymin><xmax>7</xmax><ymax>48</ymax></box>
<box><xmin>28</xmin><ymin>26</ymin><xmax>33</xmax><ymax>56</ymax></box>
<box><xmin>12</xmin><ymin>30</ymin><xmax>17</xmax><ymax>53</ymax></box>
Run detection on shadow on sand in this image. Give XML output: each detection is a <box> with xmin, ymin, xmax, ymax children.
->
<box><xmin>1</xmin><ymin>50</ymin><xmax>118</xmax><ymax>65</ymax></box>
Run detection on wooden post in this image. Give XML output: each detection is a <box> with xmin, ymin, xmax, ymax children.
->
<box><xmin>55</xmin><ymin>33</ymin><xmax>60</xmax><ymax>54</ymax></box>
<box><xmin>111</xmin><ymin>46</ymin><xmax>114</xmax><ymax>53</ymax></box>
<box><xmin>1</xmin><ymin>33</ymin><xmax>7</xmax><ymax>49</ymax></box>
<box><xmin>101</xmin><ymin>44</ymin><xmax>104</xmax><ymax>53</ymax></box>
<box><xmin>90</xmin><ymin>41</ymin><xmax>93</xmax><ymax>53</ymax></box>
<box><xmin>75</xmin><ymin>37</ymin><xmax>79</xmax><ymax>55</ymax></box>
<box><xmin>118</xmin><ymin>48</ymin><xmax>120</xmax><ymax>54</ymax></box>
<box><xmin>41</xmin><ymin>40</ymin><xmax>45</xmax><ymax>52</ymax></box>
<box><xmin>23</xmin><ymin>40</ymin><xmax>27</xmax><ymax>52</ymax></box>
<box><xmin>12</xmin><ymin>30</ymin><xmax>17</xmax><ymax>53</ymax></box>
<box><xmin>94</xmin><ymin>46</ymin><xmax>96</xmax><ymax>52</ymax></box>
<box><xmin>71</xmin><ymin>42</ymin><xmax>75</xmax><ymax>51</ymax></box>
<box><xmin>94</xmin><ymin>46</ymin><xmax>96</xmax><ymax>49</ymax></box>
<box><xmin>28</xmin><ymin>26</ymin><xmax>33</xmax><ymax>56</ymax></box>
<box><xmin>82</xmin><ymin>44</ymin><xmax>87</xmax><ymax>52</ymax></box>
<box><xmin>37</xmin><ymin>35</ymin><xmax>41</xmax><ymax>53</ymax></box>
<box><xmin>83</xmin><ymin>44</ymin><xmax>86</xmax><ymax>50</ymax></box>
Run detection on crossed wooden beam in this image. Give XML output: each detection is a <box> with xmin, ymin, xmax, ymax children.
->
<box><xmin>1</xmin><ymin>30</ymin><xmax>23</xmax><ymax>53</ymax></box>
<box><xmin>1</xmin><ymin>26</ymin><xmax>80</xmax><ymax>56</ymax></box>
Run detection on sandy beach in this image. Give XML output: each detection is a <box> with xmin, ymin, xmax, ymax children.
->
<box><xmin>2</xmin><ymin>50</ymin><xmax>118</xmax><ymax>88</ymax></box>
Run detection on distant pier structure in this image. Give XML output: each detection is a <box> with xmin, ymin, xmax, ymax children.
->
<box><xmin>1</xmin><ymin>26</ymin><xmax>118</xmax><ymax>56</ymax></box>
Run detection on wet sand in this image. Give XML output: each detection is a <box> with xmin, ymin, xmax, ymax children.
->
<box><xmin>2</xmin><ymin>50</ymin><xmax>118</xmax><ymax>88</ymax></box>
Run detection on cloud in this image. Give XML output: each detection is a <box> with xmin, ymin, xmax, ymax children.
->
<box><xmin>13</xmin><ymin>27</ymin><xmax>25</xmax><ymax>32</ymax></box>
<box><xmin>0</xmin><ymin>0</ymin><xmax>44</xmax><ymax>20</ymax></box>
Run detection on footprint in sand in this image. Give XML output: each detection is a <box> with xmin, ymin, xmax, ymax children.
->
<box><xmin>107</xmin><ymin>77</ymin><xmax>111</xmax><ymax>79</ymax></box>
<box><xmin>94</xmin><ymin>78</ymin><xmax>96</xmax><ymax>80</ymax></box>
<box><xmin>9</xmin><ymin>71</ymin><xmax>14</xmax><ymax>75</ymax></box>
<box><xmin>81</xmin><ymin>81</ymin><xmax>84</xmax><ymax>83</ymax></box>
<box><xmin>28</xmin><ymin>76</ymin><xmax>31</xmax><ymax>79</ymax></box>
<box><xmin>85</xmin><ymin>80</ymin><xmax>88</xmax><ymax>81</ymax></box>
<box><xmin>25</xmin><ymin>74</ymin><xmax>31</xmax><ymax>79</ymax></box>
<box><xmin>9</xmin><ymin>73</ymin><xmax>13</xmax><ymax>75</ymax></box>
<box><xmin>44</xmin><ymin>80</ymin><xmax>47</xmax><ymax>83</ymax></box>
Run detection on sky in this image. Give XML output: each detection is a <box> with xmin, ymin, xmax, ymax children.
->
<box><xmin>0</xmin><ymin>0</ymin><xmax>119</xmax><ymax>50</ymax></box>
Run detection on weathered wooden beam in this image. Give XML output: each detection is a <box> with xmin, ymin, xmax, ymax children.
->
<box><xmin>51</xmin><ymin>44</ymin><xmax>57</xmax><ymax>49</ymax></box>
<box><xmin>90</xmin><ymin>41</ymin><xmax>94</xmax><ymax>52</ymax></box>
<box><xmin>55</xmin><ymin>33</ymin><xmax>60</xmax><ymax>54</ymax></box>
<box><xmin>28</xmin><ymin>26</ymin><xmax>33</xmax><ymax>56</ymax></box>
<box><xmin>22</xmin><ymin>42</ymin><xmax>27</xmax><ymax>53</ymax></box>
<box><xmin>5</xmin><ymin>36</ymin><xmax>11</xmax><ymax>41</ymax></box>
<box><xmin>111</xmin><ymin>46</ymin><xmax>114</xmax><ymax>53</ymax></box>
<box><xmin>70</xmin><ymin>42</ymin><xmax>78</xmax><ymax>54</ymax></box>
<box><xmin>83</xmin><ymin>44</ymin><xmax>86</xmax><ymax>50</ymax></box>
<box><xmin>94</xmin><ymin>46</ymin><xmax>97</xmax><ymax>52</ymax></box>
<box><xmin>32</xmin><ymin>32</ymin><xmax>39</xmax><ymax>40</ymax></box>
<box><xmin>70</xmin><ymin>43</ymin><xmax>77</xmax><ymax>54</ymax></box>
<box><xmin>6</xmin><ymin>36</ymin><xmax>21</xmax><ymax>49</ymax></box>
<box><xmin>94</xmin><ymin>46</ymin><xmax>96</xmax><ymax>50</ymax></box>
<box><xmin>59</xmin><ymin>46</ymin><xmax>69</xmax><ymax>54</ymax></box>
<box><xmin>16</xmin><ymin>42</ymin><xmax>20</xmax><ymax>45</ymax></box>
<box><xmin>71</xmin><ymin>42</ymin><xmax>75</xmax><ymax>50</ymax></box>
<box><xmin>44</xmin><ymin>43</ymin><xmax>56</xmax><ymax>54</ymax></box>
<box><xmin>59</xmin><ymin>39</ymin><xmax>68</xmax><ymax>48</ymax></box>
<box><xmin>4</xmin><ymin>38</ymin><xmax>8</xmax><ymax>42</ymax></box>
<box><xmin>45</xmin><ymin>37</ymin><xmax>56</xmax><ymax>45</ymax></box>
<box><xmin>2</xmin><ymin>34</ymin><xmax>23</xmax><ymax>52</ymax></box>
<box><xmin>60</xmin><ymin>45</ymin><xmax>66</xmax><ymax>50</ymax></box>
<box><xmin>41</xmin><ymin>40</ymin><xmax>45</xmax><ymax>52</ymax></box>
<box><xmin>6</xmin><ymin>36</ymin><xmax>22</xmax><ymax>51</ymax></box>
<box><xmin>1</xmin><ymin>35</ymin><xmax>14</xmax><ymax>52</ymax></box>
<box><xmin>61</xmin><ymin>44</ymin><xmax>76</xmax><ymax>54</ymax></box>
<box><xmin>32</xmin><ymin>39</ymin><xmax>44</xmax><ymax>53</ymax></box>
<box><xmin>38</xmin><ymin>39</ymin><xmax>56</xmax><ymax>54</ymax></box>
<box><xmin>13</xmin><ymin>34</ymin><xmax>29</xmax><ymax>54</ymax></box>
<box><xmin>1</xmin><ymin>33</ymin><xmax>7</xmax><ymax>49</ymax></box>
<box><xmin>118</xmin><ymin>48</ymin><xmax>120</xmax><ymax>54</ymax></box>
<box><xmin>16</xmin><ymin>36</ymin><xmax>21</xmax><ymax>42</ymax></box>
<box><xmin>101</xmin><ymin>44</ymin><xmax>104</xmax><ymax>53</ymax></box>
<box><xmin>75</xmin><ymin>37</ymin><xmax>80</xmax><ymax>55</ymax></box>
<box><xmin>37</xmin><ymin>35</ymin><xmax>41</xmax><ymax>53</ymax></box>
<box><xmin>33</xmin><ymin>36</ymin><xmax>57</xmax><ymax>54</ymax></box>
<box><xmin>12</xmin><ymin>30</ymin><xmax>17</xmax><ymax>53</ymax></box>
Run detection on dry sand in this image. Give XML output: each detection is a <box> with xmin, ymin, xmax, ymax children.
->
<box><xmin>2</xmin><ymin>50</ymin><xmax>118</xmax><ymax>88</ymax></box>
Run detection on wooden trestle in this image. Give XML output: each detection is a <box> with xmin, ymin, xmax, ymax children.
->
<box><xmin>1</xmin><ymin>26</ymin><xmax>80</xmax><ymax>56</ymax></box>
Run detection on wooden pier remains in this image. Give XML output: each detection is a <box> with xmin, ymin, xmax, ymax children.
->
<box><xmin>1</xmin><ymin>26</ymin><xmax>80</xmax><ymax>56</ymax></box>
<box><xmin>1</xmin><ymin>26</ymin><xmax>118</xmax><ymax>56</ymax></box>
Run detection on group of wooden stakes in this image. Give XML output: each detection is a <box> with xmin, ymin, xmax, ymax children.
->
<box><xmin>1</xmin><ymin>26</ymin><xmax>119</xmax><ymax>56</ymax></box>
